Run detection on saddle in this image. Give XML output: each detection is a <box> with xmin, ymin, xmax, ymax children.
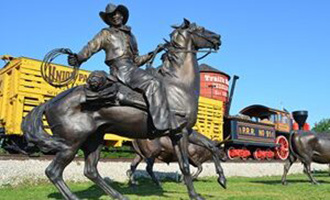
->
<box><xmin>83</xmin><ymin>70</ymin><xmax>188</xmax><ymax>132</ymax></box>
<box><xmin>83</xmin><ymin>70</ymin><xmax>147</xmax><ymax>110</ymax></box>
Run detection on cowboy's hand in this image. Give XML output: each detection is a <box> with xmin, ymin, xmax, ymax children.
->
<box><xmin>68</xmin><ymin>54</ymin><xmax>79</xmax><ymax>66</ymax></box>
<box><xmin>156</xmin><ymin>44</ymin><xmax>165</xmax><ymax>53</ymax></box>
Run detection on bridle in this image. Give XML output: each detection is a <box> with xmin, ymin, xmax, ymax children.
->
<box><xmin>146</xmin><ymin>27</ymin><xmax>219</xmax><ymax>68</ymax></box>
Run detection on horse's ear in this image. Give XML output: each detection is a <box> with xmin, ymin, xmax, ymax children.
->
<box><xmin>183</xmin><ymin>18</ymin><xmax>191</xmax><ymax>27</ymax></box>
<box><xmin>171</xmin><ymin>18</ymin><xmax>191</xmax><ymax>29</ymax></box>
<box><xmin>171</xmin><ymin>24</ymin><xmax>180</xmax><ymax>29</ymax></box>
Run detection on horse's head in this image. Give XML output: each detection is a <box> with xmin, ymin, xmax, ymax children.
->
<box><xmin>169</xmin><ymin>18</ymin><xmax>221</xmax><ymax>51</ymax></box>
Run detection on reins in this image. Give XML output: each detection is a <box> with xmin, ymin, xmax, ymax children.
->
<box><xmin>146</xmin><ymin>27</ymin><xmax>218</xmax><ymax>68</ymax></box>
<box><xmin>146</xmin><ymin>44</ymin><xmax>217</xmax><ymax>68</ymax></box>
<box><xmin>171</xmin><ymin>48</ymin><xmax>217</xmax><ymax>61</ymax></box>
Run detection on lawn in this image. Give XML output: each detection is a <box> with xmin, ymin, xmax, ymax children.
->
<box><xmin>1</xmin><ymin>172</ymin><xmax>330</xmax><ymax>200</ymax></box>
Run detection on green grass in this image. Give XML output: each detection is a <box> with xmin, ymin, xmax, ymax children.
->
<box><xmin>1</xmin><ymin>172</ymin><xmax>330</xmax><ymax>200</ymax></box>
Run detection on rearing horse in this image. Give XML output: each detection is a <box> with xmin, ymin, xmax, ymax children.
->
<box><xmin>23</xmin><ymin>19</ymin><xmax>223</xmax><ymax>200</ymax></box>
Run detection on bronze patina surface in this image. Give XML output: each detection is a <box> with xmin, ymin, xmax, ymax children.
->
<box><xmin>23</xmin><ymin>3</ymin><xmax>222</xmax><ymax>200</ymax></box>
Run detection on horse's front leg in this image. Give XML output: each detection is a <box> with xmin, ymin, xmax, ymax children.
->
<box><xmin>171</xmin><ymin>128</ymin><xmax>205</xmax><ymax>200</ymax></box>
<box><xmin>189</xmin><ymin>130</ymin><xmax>226</xmax><ymax>188</ymax></box>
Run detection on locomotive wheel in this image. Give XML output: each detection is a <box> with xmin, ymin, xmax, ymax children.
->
<box><xmin>226</xmin><ymin>147</ymin><xmax>236</xmax><ymax>160</ymax></box>
<box><xmin>240</xmin><ymin>147</ymin><xmax>250</xmax><ymax>160</ymax></box>
<box><xmin>275</xmin><ymin>135</ymin><xmax>289</xmax><ymax>160</ymax></box>
<box><xmin>253</xmin><ymin>148</ymin><xmax>262</xmax><ymax>161</ymax></box>
<box><xmin>265</xmin><ymin>148</ymin><xmax>273</xmax><ymax>161</ymax></box>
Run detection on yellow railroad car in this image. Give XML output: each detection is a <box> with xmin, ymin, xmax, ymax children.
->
<box><xmin>0</xmin><ymin>55</ymin><xmax>224</xmax><ymax>150</ymax></box>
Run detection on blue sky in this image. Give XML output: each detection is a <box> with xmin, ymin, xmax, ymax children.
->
<box><xmin>1</xmin><ymin>0</ymin><xmax>329</xmax><ymax>126</ymax></box>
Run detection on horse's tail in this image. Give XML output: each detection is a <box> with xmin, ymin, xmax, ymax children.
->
<box><xmin>288</xmin><ymin>132</ymin><xmax>301</xmax><ymax>160</ymax></box>
<box><xmin>22</xmin><ymin>102</ymin><xmax>68</xmax><ymax>153</ymax></box>
<box><xmin>216</xmin><ymin>135</ymin><xmax>232</xmax><ymax>148</ymax></box>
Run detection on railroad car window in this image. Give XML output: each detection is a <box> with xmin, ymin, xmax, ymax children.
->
<box><xmin>270</xmin><ymin>115</ymin><xmax>276</xmax><ymax>123</ymax></box>
<box><xmin>278</xmin><ymin>114</ymin><xmax>282</xmax><ymax>123</ymax></box>
<box><xmin>282</xmin><ymin>115</ymin><xmax>289</xmax><ymax>124</ymax></box>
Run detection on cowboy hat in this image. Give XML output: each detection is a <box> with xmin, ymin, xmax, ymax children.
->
<box><xmin>99</xmin><ymin>3</ymin><xmax>129</xmax><ymax>25</ymax></box>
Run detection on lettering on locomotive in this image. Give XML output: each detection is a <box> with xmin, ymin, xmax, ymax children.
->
<box><xmin>237</xmin><ymin>122</ymin><xmax>275</xmax><ymax>138</ymax></box>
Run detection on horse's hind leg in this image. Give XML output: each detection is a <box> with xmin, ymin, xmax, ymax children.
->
<box><xmin>171</xmin><ymin>128</ymin><xmax>204</xmax><ymax>200</ymax></box>
<box><xmin>281</xmin><ymin>154</ymin><xmax>296</xmax><ymax>185</ymax></box>
<box><xmin>302</xmin><ymin>161</ymin><xmax>319</xmax><ymax>185</ymax></box>
<box><xmin>45</xmin><ymin>147</ymin><xmax>80</xmax><ymax>200</ymax></box>
<box><xmin>82</xmin><ymin>136</ymin><xmax>128</xmax><ymax>200</ymax></box>
<box><xmin>189</xmin><ymin>130</ymin><xmax>226</xmax><ymax>188</ymax></box>
<box><xmin>191</xmin><ymin>163</ymin><xmax>203</xmax><ymax>180</ymax></box>
<box><xmin>127</xmin><ymin>154</ymin><xmax>143</xmax><ymax>186</ymax></box>
<box><xmin>146</xmin><ymin>157</ymin><xmax>161</xmax><ymax>186</ymax></box>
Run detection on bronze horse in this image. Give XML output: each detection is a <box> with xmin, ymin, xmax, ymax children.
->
<box><xmin>127</xmin><ymin>130</ymin><xmax>226</xmax><ymax>186</ymax></box>
<box><xmin>22</xmin><ymin>19</ymin><xmax>223</xmax><ymax>200</ymax></box>
<box><xmin>281</xmin><ymin>131</ymin><xmax>330</xmax><ymax>185</ymax></box>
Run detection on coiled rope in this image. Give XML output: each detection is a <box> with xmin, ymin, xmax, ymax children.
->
<box><xmin>40</xmin><ymin>48</ymin><xmax>80</xmax><ymax>88</ymax></box>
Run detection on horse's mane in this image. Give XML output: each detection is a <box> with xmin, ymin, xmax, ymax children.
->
<box><xmin>158</xmin><ymin>28</ymin><xmax>188</xmax><ymax>78</ymax></box>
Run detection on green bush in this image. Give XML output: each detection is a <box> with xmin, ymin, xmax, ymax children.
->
<box><xmin>312</xmin><ymin>118</ymin><xmax>330</xmax><ymax>133</ymax></box>
<box><xmin>76</xmin><ymin>145</ymin><xmax>135</xmax><ymax>159</ymax></box>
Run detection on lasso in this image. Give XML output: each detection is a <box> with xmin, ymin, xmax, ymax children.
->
<box><xmin>40</xmin><ymin>48</ymin><xmax>80</xmax><ymax>88</ymax></box>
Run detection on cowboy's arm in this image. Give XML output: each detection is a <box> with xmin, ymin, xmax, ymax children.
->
<box><xmin>68</xmin><ymin>29</ymin><xmax>107</xmax><ymax>66</ymax></box>
<box><xmin>129</xmin><ymin>33</ymin><xmax>158</xmax><ymax>67</ymax></box>
<box><xmin>133</xmin><ymin>45</ymin><xmax>165</xmax><ymax>67</ymax></box>
<box><xmin>133</xmin><ymin>52</ymin><xmax>154</xmax><ymax>67</ymax></box>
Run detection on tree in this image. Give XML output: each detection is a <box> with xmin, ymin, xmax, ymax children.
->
<box><xmin>312</xmin><ymin>118</ymin><xmax>330</xmax><ymax>133</ymax></box>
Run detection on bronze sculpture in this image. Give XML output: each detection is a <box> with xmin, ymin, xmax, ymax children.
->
<box><xmin>282</xmin><ymin>111</ymin><xmax>330</xmax><ymax>185</ymax></box>
<box><xmin>281</xmin><ymin>131</ymin><xmax>330</xmax><ymax>185</ymax></box>
<box><xmin>22</xmin><ymin>3</ymin><xmax>223</xmax><ymax>199</ymax></box>
<box><xmin>127</xmin><ymin>130</ymin><xmax>227</xmax><ymax>186</ymax></box>
<box><xmin>68</xmin><ymin>3</ymin><xmax>177</xmax><ymax>133</ymax></box>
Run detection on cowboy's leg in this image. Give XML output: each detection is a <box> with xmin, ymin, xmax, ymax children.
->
<box><xmin>118</xmin><ymin>65</ymin><xmax>173</xmax><ymax>131</ymax></box>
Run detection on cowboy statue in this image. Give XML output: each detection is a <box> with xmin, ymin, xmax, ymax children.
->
<box><xmin>68</xmin><ymin>3</ymin><xmax>181</xmax><ymax>133</ymax></box>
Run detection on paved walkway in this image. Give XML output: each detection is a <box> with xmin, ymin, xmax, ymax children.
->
<box><xmin>0</xmin><ymin>159</ymin><xmax>328</xmax><ymax>186</ymax></box>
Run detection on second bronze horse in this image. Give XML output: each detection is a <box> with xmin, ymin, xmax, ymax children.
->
<box><xmin>127</xmin><ymin>130</ymin><xmax>226</xmax><ymax>186</ymax></box>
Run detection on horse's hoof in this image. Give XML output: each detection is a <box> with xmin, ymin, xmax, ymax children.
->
<box><xmin>312</xmin><ymin>181</ymin><xmax>320</xmax><ymax>185</ymax></box>
<box><xmin>155</xmin><ymin>181</ymin><xmax>162</xmax><ymax>187</ymax></box>
<box><xmin>218</xmin><ymin>176</ymin><xmax>227</xmax><ymax>189</ymax></box>
<box><xmin>129</xmin><ymin>181</ymin><xmax>139</xmax><ymax>187</ymax></box>
<box><xmin>114</xmin><ymin>194</ymin><xmax>130</xmax><ymax>200</ymax></box>
<box><xmin>118</xmin><ymin>196</ymin><xmax>130</xmax><ymax>200</ymax></box>
<box><xmin>69</xmin><ymin>195</ymin><xmax>80</xmax><ymax>200</ymax></box>
<box><xmin>191</xmin><ymin>194</ymin><xmax>205</xmax><ymax>200</ymax></box>
<box><xmin>126</xmin><ymin>170</ymin><xmax>132</xmax><ymax>178</ymax></box>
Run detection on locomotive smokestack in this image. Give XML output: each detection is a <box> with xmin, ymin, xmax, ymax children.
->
<box><xmin>292</xmin><ymin>110</ymin><xmax>308</xmax><ymax>130</ymax></box>
<box><xmin>225</xmin><ymin>75</ymin><xmax>239</xmax><ymax>116</ymax></box>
